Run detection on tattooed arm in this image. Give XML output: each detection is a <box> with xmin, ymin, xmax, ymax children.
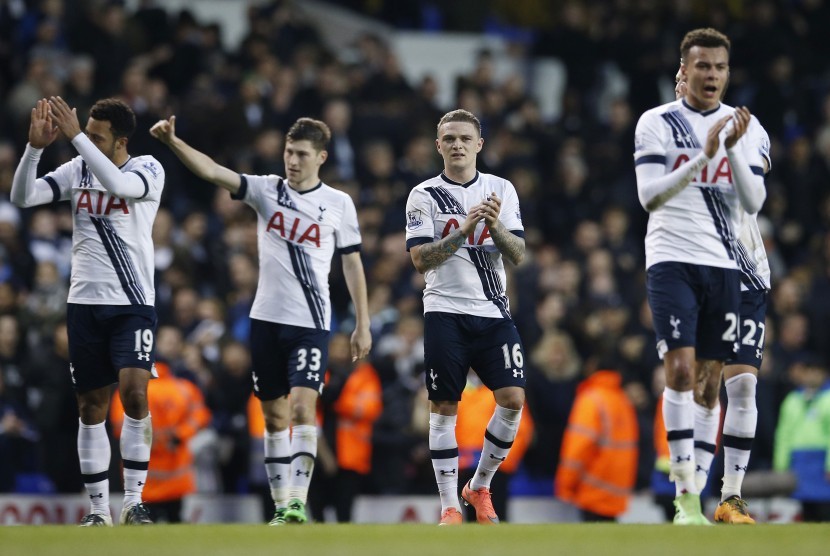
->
<box><xmin>488</xmin><ymin>219</ymin><xmax>525</xmax><ymax>265</ymax></box>
<box><xmin>410</xmin><ymin>210</ymin><xmax>483</xmax><ymax>273</ymax></box>
<box><xmin>478</xmin><ymin>193</ymin><xmax>525</xmax><ymax>265</ymax></box>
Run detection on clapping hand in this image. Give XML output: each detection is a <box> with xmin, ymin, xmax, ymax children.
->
<box><xmin>47</xmin><ymin>96</ymin><xmax>82</xmax><ymax>140</ymax></box>
<box><xmin>28</xmin><ymin>99</ymin><xmax>59</xmax><ymax>149</ymax></box>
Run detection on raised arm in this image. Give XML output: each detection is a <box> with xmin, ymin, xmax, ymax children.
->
<box><xmin>11</xmin><ymin>99</ymin><xmax>62</xmax><ymax>208</ymax></box>
<box><xmin>341</xmin><ymin>251</ymin><xmax>372</xmax><ymax>361</ymax></box>
<box><xmin>150</xmin><ymin>115</ymin><xmax>241</xmax><ymax>194</ymax></box>
<box><xmin>48</xmin><ymin>96</ymin><xmax>147</xmax><ymax>199</ymax></box>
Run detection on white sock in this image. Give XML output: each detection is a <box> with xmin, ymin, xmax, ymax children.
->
<box><xmin>722</xmin><ymin>374</ymin><xmax>757</xmax><ymax>501</ymax></box>
<box><xmin>693</xmin><ymin>402</ymin><xmax>720</xmax><ymax>492</ymax></box>
<box><xmin>288</xmin><ymin>425</ymin><xmax>317</xmax><ymax>503</ymax></box>
<box><xmin>264</xmin><ymin>429</ymin><xmax>290</xmax><ymax>508</ymax></box>
<box><xmin>78</xmin><ymin>419</ymin><xmax>111</xmax><ymax>516</ymax></box>
<box><xmin>470</xmin><ymin>405</ymin><xmax>521</xmax><ymax>491</ymax></box>
<box><xmin>429</xmin><ymin>413</ymin><xmax>460</xmax><ymax>512</ymax></box>
<box><xmin>662</xmin><ymin>388</ymin><xmax>697</xmax><ymax>495</ymax></box>
<box><xmin>120</xmin><ymin>413</ymin><xmax>152</xmax><ymax>509</ymax></box>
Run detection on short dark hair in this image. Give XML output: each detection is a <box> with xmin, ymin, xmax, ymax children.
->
<box><xmin>89</xmin><ymin>98</ymin><xmax>136</xmax><ymax>139</ymax></box>
<box><xmin>680</xmin><ymin>28</ymin><xmax>731</xmax><ymax>63</ymax></box>
<box><xmin>437</xmin><ymin>109</ymin><xmax>481</xmax><ymax>137</ymax></box>
<box><xmin>286</xmin><ymin>118</ymin><xmax>331</xmax><ymax>151</ymax></box>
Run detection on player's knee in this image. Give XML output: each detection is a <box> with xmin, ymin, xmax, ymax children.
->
<box><xmin>494</xmin><ymin>387</ymin><xmax>524</xmax><ymax>410</ymax></box>
<box><xmin>666</xmin><ymin>362</ymin><xmax>695</xmax><ymax>390</ymax></box>
<box><xmin>291</xmin><ymin>402</ymin><xmax>315</xmax><ymax>425</ymax></box>
<box><xmin>120</xmin><ymin>388</ymin><xmax>148</xmax><ymax>418</ymax></box>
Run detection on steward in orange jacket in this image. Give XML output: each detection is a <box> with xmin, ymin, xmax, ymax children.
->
<box><xmin>555</xmin><ymin>369</ymin><xmax>638</xmax><ymax>520</ymax></box>
<box><xmin>456</xmin><ymin>379</ymin><xmax>534</xmax><ymax>521</ymax></box>
<box><xmin>111</xmin><ymin>361</ymin><xmax>211</xmax><ymax>522</ymax></box>
<box><xmin>332</xmin><ymin>361</ymin><xmax>383</xmax><ymax>474</ymax></box>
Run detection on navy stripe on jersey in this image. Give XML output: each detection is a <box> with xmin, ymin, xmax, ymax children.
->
<box><xmin>287</xmin><ymin>243</ymin><xmax>326</xmax><ymax>329</ymax></box>
<box><xmin>634</xmin><ymin>154</ymin><xmax>667</xmax><ymax>166</ymax></box>
<box><xmin>662</xmin><ymin>110</ymin><xmax>701</xmax><ymax>149</ymax></box>
<box><xmin>43</xmin><ymin>176</ymin><xmax>60</xmax><ymax>203</ymax></box>
<box><xmin>700</xmin><ymin>187</ymin><xmax>736</xmax><ymax>261</ymax></box>
<box><xmin>90</xmin><ymin>216</ymin><xmax>146</xmax><ymax>305</ymax></box>
<box><xmin>276</xmin><ymin>178</ymin><xmax>299</xmax><ymax>210</ymax></box>
<box><xmin>735</xmin><ymin>240</ymin><xmax>766</xmax><ymax>290</ymax></box>
<box><xmin>750</xmin><ymin>166</ymin><xmax>765</xmax><ymax>177</ymax></box>
<box><xmin>425</xmin><ymin>186</ymin><xmax>466</xmax><ymax>215</ymax></box>
<box><xmin>80</xmin><ymin>161</ymin><xmax>92</xmax><ymax>188</ymax></box>
<box><xmin>131</xmin><ymin>170</ymin><xmax>149</xmax><ymax>199</ymax></box>
<box><xmin>467</xmin><ymin>247</ymin><xmax>510</xmax><ymax>318</ymax></box>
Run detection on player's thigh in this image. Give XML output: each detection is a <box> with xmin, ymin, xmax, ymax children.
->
<box><xmin>646</xmin><ymin>262</ymin><xmax>700</xmax><ymax>357</ymax></box>
<box><xmin>697</xmin><ymin>267</ymin><xmax>742</xmax><ymax>361</ymax></box>
<box><xmin>470</xmin><ymin>318</ymin><xmax>526</xmax><ymax>392</ymax></box>
<box><xmin>423</xmin><ymin>312</ymin><xmax>472</xmax><ymax>402</ymax></box>
<box><xmin>250</xmin><ymin>318</ymin><xmax>291</xmax><ymax>400</ymax></box>
<box><xmin>106</xmin><ymin>305</ymin><xmax>158</xmax><ymax>373</ymax></box>
<box><xmin>285</xmin><ymin>327</ymin><xmax>329</xmax><ymax>395</ymax></box>
<box><xmin>726</xmin><ymin>289</ymin><xmax>768</xmax><ymax>370</ymax></box>
<box><xmin>67</xmin><ymin>303</ymin><xmax>155</xmax><ymax>393</ymax></box>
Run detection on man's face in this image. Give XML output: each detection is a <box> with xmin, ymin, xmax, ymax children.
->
<box><xmin>283</xmin><ymin>139</ymin><xmax>326</xmax><ymax>186</ymax></box>
<box><xmin>436</xmin><ymin>121</ymin><xmax>483</xmax><ymax>174</ymax></box>
<box><xmin>85</xmin><ymin>117</ymin><xmax>122</xmax><ymax>161</ymax></box>
<box><xmin>681</xmin><ymin>45</ymin><xmax>729</xmax><ymax>110</ymax></box>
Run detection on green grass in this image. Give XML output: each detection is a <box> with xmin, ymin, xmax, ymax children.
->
<box><xmin>1</xmin><ymin>523</ymin><xmax>828</xmax><ymax>556</ymax></box>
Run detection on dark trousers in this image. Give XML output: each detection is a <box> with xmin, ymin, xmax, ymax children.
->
<box><xmin>145</xmin><ymin>499</ymin><xmax>183</xmax><ymax>523</ymax></box>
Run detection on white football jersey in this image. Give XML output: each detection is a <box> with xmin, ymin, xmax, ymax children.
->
<box><xmin>405</xmin><ymin>172</ymin><xmax>524</xmax><ymax>319</ymax></box>
<box><xmin>735</xmin><ymin>121</ymin><xmax>772</xmax><ymax>291</ymax></box>
<box><xmin>44</xmin><ymin>155</ymin><xmax>164</xmax><ymax>305</ymax></box>
<box><xmin>634</xmin><ymin>99</ymin><xmax>768</xmax><ymax>282</ymax></box>
<box><xmin>234</xmin><ymin>175</ymin><xmax>361</xmax><ymax>330</ymax></box>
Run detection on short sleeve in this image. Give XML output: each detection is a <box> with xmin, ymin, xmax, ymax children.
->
<box><xmin>42</xmin><ymin>158</ymin><xmax>80</xmax><ymax>202</ymax></box>
<box><xmin>746</xmin><ymin>117</ymin><xmax>771</xmax><ymax>174</ymax></box>
<box><xmin>130</xmin><ymin>157</ymin><xmax>165</xmax><ymax>201</ymax></box>
<box><xmin>633</xmin><ymin>110</ymin><xmax>668</xmax><ymax>167</ymax></box>
<box><xmin>405</xmin><ymin>187</ymin><xmax>434</xmax><ymax>251</ymax></box>
<box><xmin>335</xmin><ymin>193</ymin><xmax>361</xmax><ymax>251</ymax></box>
<box><xmin>235</xmin><ymin>173</ymin><xmax>273</xmax><ymax>211</ymax></box>
<box><xmin>498</xmin><ymin>180</ymin><xmax>524</xmax><ymax>234</ymax></box>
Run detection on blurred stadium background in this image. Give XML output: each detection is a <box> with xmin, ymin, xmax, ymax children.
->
<box><xmin>1</xmin><ymin>0</ymin><xmax>829</xmax><ymax>525</ymax></box>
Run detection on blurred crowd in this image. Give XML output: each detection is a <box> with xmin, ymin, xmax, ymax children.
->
<box><xmin>1</xmin><ymin>0</ymin><xmax>830</xmax><ymax>519</ymax></box>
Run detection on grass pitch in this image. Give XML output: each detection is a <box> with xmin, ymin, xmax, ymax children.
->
<box><xmin>1</xmin><ymin>523</ymin><xmax>827</xmax><ymax>556</ymax></box>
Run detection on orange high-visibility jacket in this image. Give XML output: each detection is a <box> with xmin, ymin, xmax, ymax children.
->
<box><xmin>111</xmin><ymin>362</ymin><xmax>212</xmax><ymax>503</ymax></box>
<box><xmin>456</xmin><ymin>383</ymin><xmax>535</xmax><ymax>474</ymax></box>
<box><xmin>332</xmin><ymin>362</ymin><xmax>383</xmax><ymax>474</ymax></box>
<box><xmin>555</xmin><ymin>370</ymin><xmax>638</xmax><ymax>517</ymax></box>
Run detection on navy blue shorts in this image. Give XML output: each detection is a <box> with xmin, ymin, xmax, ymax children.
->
<box><xmin>67</xmin><ymin>303</ymin><xmax>158</xmax><ymax>393</ymax></box>
<box><xmin>250</xmin><ymin>319</ymin><xmax>329</xmax><ymax>400</ymax></box>
<box><xmin>727</xmin><ymin>289</ymin><xmax>768</xmax><ymax>368</ymax></box>
<box><xmin>423</xmin><ymin>312</ymin><xmax>526</xmax><ymax>402</ymax></box>
<box><xmin>646</xmin><ymin>262</ymin><xmax>741</xmax><ymax>361</ymax></box>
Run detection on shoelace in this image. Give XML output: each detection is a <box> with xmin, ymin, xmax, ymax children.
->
<box><xmin>729</xmin><ymin>498</ymin><xmax>749</xmax><ymax>514</ymax></box>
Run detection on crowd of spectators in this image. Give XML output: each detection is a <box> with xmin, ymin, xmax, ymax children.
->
<box><xmin>1</xmin><ymin>0</ymin><xmax>829</xmax><ymax>516</ymax></box>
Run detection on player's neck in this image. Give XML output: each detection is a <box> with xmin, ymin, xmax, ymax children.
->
<box><xmin>443</xmin><ymin>167</ymin><xmax>477</xmax><ymax>184</ymax></box>
<box><xmin>113</xmin><ymin>151</ymin><xmax>130</xmax><ymax>167</ymax></box>
<box><xmin>683</xmin><ymin>95</ymin><xmax>719</xmax><ymax>112</ymax></box>
<box><xmin>287</xmin><ymin>175</ymin><xmax>320</xmax><ymax>192</ymax></box>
